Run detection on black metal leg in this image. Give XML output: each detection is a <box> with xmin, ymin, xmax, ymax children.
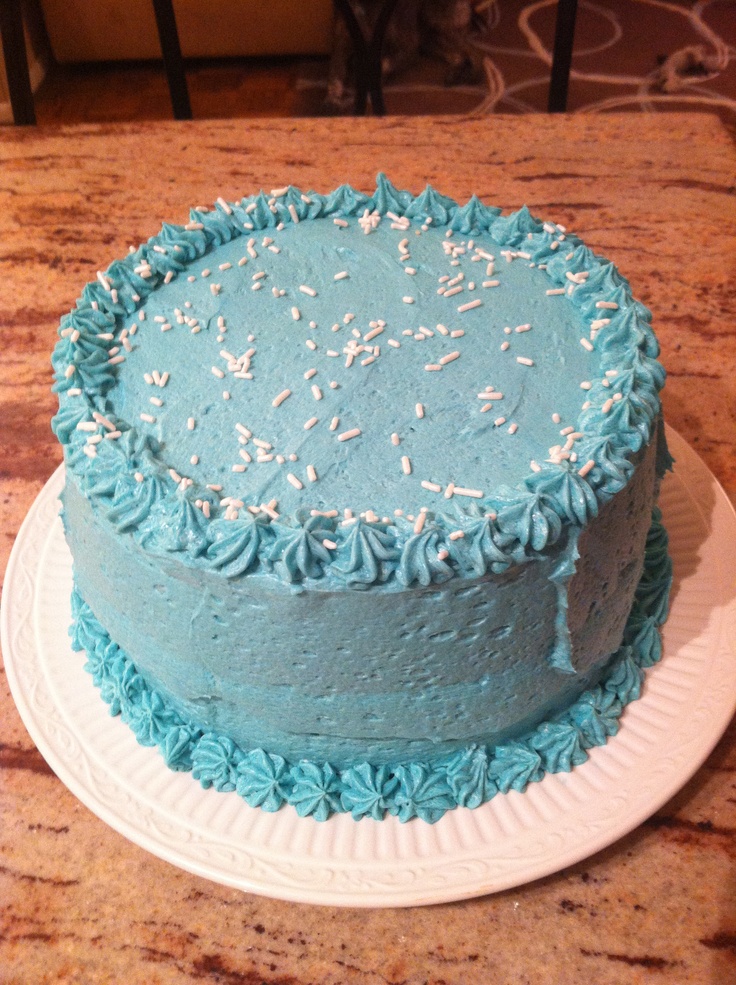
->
<box><xmin>333</xmin><ymin>0</ymin><xmax>398</xmax><ymax>115</ymax></box>
<box><xmin>333</xmin><ymin>0</ymin><xmax>370</xmax><ymax>115</ymax></box>
<box><xmin>151</xmin><ymin>0</ymin><xmax>191</xmax><ymax>120</ymax></box>
<box><xmin>368</xmin><ymin>0</ymin><xmax>399</xmax><ymax>116</ymax></box>
<box><xmin>548</xmin><ymin>0</ymin><xmax>578</xmax><ymax>113</ymax></box>
<box><xmin>0</xmin><ymin>0</ymin><xmax>36</xmax><ymax>125</ymax></box>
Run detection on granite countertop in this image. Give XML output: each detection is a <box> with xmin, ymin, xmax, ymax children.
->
<box><xmin>1</xmin><ymin>113</ymin><xmax>735</xmax><ymax>985</ymax></box>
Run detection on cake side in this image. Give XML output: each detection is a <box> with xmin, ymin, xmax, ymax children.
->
<box><xmin>68</xmin><ymin>504</ymin><xmax>671</xmax><ymax>822</ymax></box>
<box><xmin>61</xmin><ymin>434</ymin><xmax>660</xmax><ymax>767</ymax></box>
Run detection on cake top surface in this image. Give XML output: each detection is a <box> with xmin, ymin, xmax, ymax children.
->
<box><xmin>52</xmin><ymin>176</ymin><xmax>665</xmax><ymax>588</ymax></box>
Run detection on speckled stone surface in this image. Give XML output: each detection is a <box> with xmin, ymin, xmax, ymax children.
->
<box><xmin>1</xmin><ymin>114</ymin><xmax>735</xmax><ymax>985</ymax></box>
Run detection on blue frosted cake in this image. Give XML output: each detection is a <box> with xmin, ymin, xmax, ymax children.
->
<box><xmin>52</xmin><ymin>176</ymin><xmax>671</xmax><ymax>822</ymax></box>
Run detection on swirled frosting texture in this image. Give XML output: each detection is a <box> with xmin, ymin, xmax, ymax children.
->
<box><xmin>52</xmin><ymin>175</ymin><xmax>666</xmax><ymax>588</ymax></box>
<box><xmin>71</xmin><ymin>507</ymin><xmax>671</xmax><ymax>823</ymax></box>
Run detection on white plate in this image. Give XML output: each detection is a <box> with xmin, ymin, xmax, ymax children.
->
<box><xmin>3</xmin><ymin>427</ymin><xmax>736</xmax><ymax>907</ymax></box>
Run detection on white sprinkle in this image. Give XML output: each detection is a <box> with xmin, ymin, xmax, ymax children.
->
<box><xmin>454</xmin><ymin>487</ymin><xmax>483</xmax><ymax>499</ymax></box>
<box><xmin>223</xmin><ymin>391</ymin><xmax>231</xmax><ymax>400</ymax></box>
<box><xmin>330</xmin><ymin>417</ymin><xmax>339</xmax><ymax>431</ymax></box>
<box><xmin>482</xmin><ymin>280</ymin><xmax>500</xmax><ymax>288</ymax></box>
<box><xmin>253</xmin><ymin>438</ymin><xmax>272</xmax><ymax>450</ymax></box>
<box><xmin>287</xmin><ymin>472</ymin><xmax>303</xmax><ymax>490</ymax></box>
<box><xmin>401</xmin><ymin>456</ymin><xmax>411</xmax><ymax>475</ymax></box>
<box><xmin>546</xmin><ymin>288</ymin><xmax>566</xmax><ymax>296</ymax></box>
<box><xmin>515</xmin><ymin>324</ymin><xmax>532</xmax><ymax>333</ymax></box>
<box><xmin>560</xmin><ymin>425</ymin><xmax>575</xmax><ymax>436</ymax></box>
<box><xmin>364</xmin><ymin>326</ymin><xmax>384</xmax><ymax>342</ymax></box>
<box><xmin>580</xmin><ymin>338</ymin><xmax>594</xmax><ymax>352</ymax></box>
<box><xmin>578</xmin><ymin>459</ymin><xmax>596</xmax><ymax>478</ymax></box>
<box><xmin>311</xmin><ymin>385</ymin><xmax>323</xmax><ymax>401</ymax></box>
<box><xmin>449</xmin><ymin>530</ymin><xmax>465</xmax><ymax>541</ymax></box>
<box><xmin>212</xmin><ymin>366</ymin><xmax>225</xmax><ymax>379</ymax></box>
<box><xmin>443</xmin><ymin>286</ymin><xmax>463</xmax><ymax>298</ymax></box>
<box><xmin>140</xmin><ymin>413</ymin><xmax>155</xmax><ymax>423</ymax></box>
<box><xmin>299</xmin><ymin>285</ymin><xmax>317</xmax><ymax>297</ymax></box>
<box><xmin>508</xmin><ymin>422</ymin><xmax>518</xmax><ymax>434</ymax></box>
<box><xmin>414</xmin><ymin>512</ymin><xmax>426</xmax><ymax>535</ymax></box>
<box><xmin>402</xmin><ymin>297</ymin><xmax>415</xmax><ymax>304</ymax></box>
<box><xmin>530</xmin><ymin>461</ymin><xmax>542</xmax><ymax>473</ymax></box>
<box><xmin>338</xmin><ymin>428</ymin><xmax>361</xmax><ymax>442</ymax></box>
<box><xmin>96</xmin><ymin>271</ymin><xmax>111</xmax><ymax>291</ymax></box>
<box><xmin>239</xmin><ymin>448</ymin><xmax>252</xmax><ymax>463</ymax></box>
<box><xmin>450</xmin><ymin>329</ymin><xmax>464</xmax><ymax>339</ymax></box>
<box><xmin>421</xmin><ymin>480</ymin><xmax>442</xmax><ymax>493</ymax></box>
<box><xmin>494</xmin><ymin>417</ymin><xmax>506</xmax><ymax>427</ymax></box>
<box><xmin>334</xmin><ymin>218</ymin><xmax>348</xmax><ymax>227</ymax></box>
<box><xmin>415</xmin><ymin>403</ymin><xmax>424</xmax><ymax>419</ymax></box>
<box><xmin>307</xmin><ymin>465</ymin><xmax>317</xmax><ymax>483</ymax></box>
<box><xmin>108</xmin><ymin>354</ymin><xmax>125</xmax><ymax>366</ymax></box>
<box><xmin>291</xmin><ymin>307</ymin><xmax>301</xmax><ymax>321</ymax></box>
<box><xmin>272</xmin><ymin>388</ymin><xmax>291</xmax><ymax>408</ymax></box>
<box><xmin>516</xmin><ymin>357</ymin><xmax>534</xmax><ymax>366</ymax></box>
<box><xmin>288</xmin><ymin>204</ymin><xmax>299</xmax><ymax>224</ymax></box>
<box><xmin>596</xmin><ymin>300</ymin><xmax>619</xmax><ymax>309</ymax></box>
<box><xmin>602</xmin><ymin>398</ymin><xmax>614</xmax><ymax>414</ymax></box>
<box><xmin>232</xmin><ymin>464</ymin><xmax>246</xmax><ymax>473</ymax></box>
<box><xmin>425</xmin><ymin>364</ymin><xmax>442</xmax><ymax>372</ymax></box>
<box><xmin>334</xmin><ymin>271</ymin><xmax>349</xmax><ymax>281</ymax></box>
<box><xmin>306</xmin><ymin>339</ymin><xmax>317</xmax><ymax>351</ymax></box>
<box><xmin>149</xmin><ymin>396</ymin><xmax>163</xmax><ymax>407</ymax></box>
<box><xmin>458</xmin><ymin>299</ymin><xmax>482</xmax><ymax>313</ymax></box>
<box><xmin>501</xmin><ymin>341</ymin><xmax>510</xmax><ymax>351</ymax></box>
<box><xmin>480</xmin><ymin>403</ymin><xmax>492</xmax><ymax>413</ymax></box>
<box><xmin>304</xmin><ymin>416</ymin><xmax>319</xmax><ymax>430</ymax></box>
<box><xmin>439</xmin><ymin>351</ymin><xmax>460</xmax><ymax>366</ymax></box>
<box><xmin>134</xmin><ymin>472</ymin><xmax>144</xmax><ymax>483</ymax></box>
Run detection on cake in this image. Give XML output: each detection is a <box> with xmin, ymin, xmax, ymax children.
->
<box><xmin>51</xmin><ymin>175</ymin><xmax>672</xmax><ymax>823</ymax></box>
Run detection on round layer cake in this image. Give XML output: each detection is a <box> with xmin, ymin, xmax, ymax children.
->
<box><xmin>52</xmin><ymin>176</ymin><xmax>671</xmax><ymax>822</ymax></box>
